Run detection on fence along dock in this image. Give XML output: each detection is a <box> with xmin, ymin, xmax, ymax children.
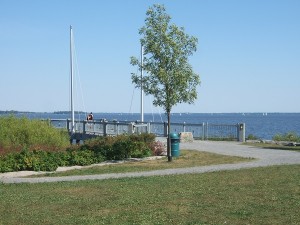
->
<box><xmin>48</xmin><ymin>119</ymin><xmax>246</xmax><ymax>143</ymax></box>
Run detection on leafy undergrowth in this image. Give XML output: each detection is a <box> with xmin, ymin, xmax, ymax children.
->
<box><xmin>0</xmin><ymin>115</ymin><xmax>70</xmax><ymax>155</ymax></box>
<box><xmin>0</xmin><ymin>133</ymin><xmax>162</xmax><ymax>173</ymax></box>
<box><xmin>30</xmin><ymin>149</ymin><xmax>254</xmax><ymax>177</ymax></box>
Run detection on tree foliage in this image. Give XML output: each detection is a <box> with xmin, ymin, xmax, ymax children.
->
<box><xmin>130</xmin><ymin>4</ymin><xmax>200</xmax><ymax>113</ymax></box>
<box><xmin>130</xmin><ymin>4</ymin><xmax>200</xmax><ymax>161</ymax></box>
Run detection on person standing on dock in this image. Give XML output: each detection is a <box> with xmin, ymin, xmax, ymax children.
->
<box><xmin>87</xmin><ymin>112</ymin><xmax>93</xmax><ymax>121</ymax></box>
<box><xmin>86</xmin><ymin>112</ymin><xmax>94</xmax><ymax>132</ymax></box>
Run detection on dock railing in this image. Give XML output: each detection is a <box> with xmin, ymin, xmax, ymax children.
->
<box><xmin>48</xmin><ymin>119</ymin><xmax>245</xmax><ymax>142</ymax></box>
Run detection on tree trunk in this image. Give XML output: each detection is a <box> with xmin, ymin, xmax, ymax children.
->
<box><xmin>167</xmin><ymin>111</ymin><xmax>172</xmax><ymax>162</ymax></box>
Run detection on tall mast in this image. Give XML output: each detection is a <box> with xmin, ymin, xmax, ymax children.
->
<box><xmin>70</xmin><ymin>25</ymin><xmax>75</xmax><ymax>134</ymax></box>
<box><xmin>140</xmin><ymin>44</ymin><xmax>144</xmax><ymax>123</ymax></box>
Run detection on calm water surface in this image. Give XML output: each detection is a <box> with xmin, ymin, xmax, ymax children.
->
<box><xmin>3</xmin><ymin>112</ymin><xmax>300</xmax><ymax>140</ymax></box>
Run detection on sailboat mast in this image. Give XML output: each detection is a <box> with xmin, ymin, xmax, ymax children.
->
<box><xmin>70</xmin><ymin>25</ymin><xmax>75</xmax><ymax>134</ymax></box>
<box><xmin>140</xmin><ymin>44</ymin><xmax>144</xmax><ymax>123</ymax></box>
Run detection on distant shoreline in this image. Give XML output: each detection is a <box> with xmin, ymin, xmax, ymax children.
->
<box><xmin>1</xmin><ymin>111</ymin><xmax>300</xmax><ymax>115</ymax></box>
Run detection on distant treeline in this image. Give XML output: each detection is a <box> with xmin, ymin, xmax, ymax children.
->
<box><xmin>0</xmin><ymin>111</ymin><xmax>86</xmax><ymax>115</ymax></box>
<box><xmin>54</xmin><ymin>111</ymin><xmax>86</xmax><ymax>114</ymax></box>
<box><xmin>0</xmin><ymin>110</ymin><xmax>31</xmax><ymax>114</ymax></box>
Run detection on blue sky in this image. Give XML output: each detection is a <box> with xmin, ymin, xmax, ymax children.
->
<box><xmin>0</xmin><ymin>0</ymin><xmax>299</xmax><ymax>113</ymax></box>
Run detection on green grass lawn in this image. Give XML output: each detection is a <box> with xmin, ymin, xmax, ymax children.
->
<box><xmin>31</xmin><ymin>150</ymin><xmax>253</xmax><ymax>177</ymax></box>
<box><xmin>1</xmin><ymin>164</ymin><xmax>300</xmax><ymax>225</ymax></box>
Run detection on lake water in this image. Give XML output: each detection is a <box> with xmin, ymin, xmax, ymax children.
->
<box><xmin>2</xmin><ymin>112</ymin><xmax>300</xmax><ymax>140</ymax></box>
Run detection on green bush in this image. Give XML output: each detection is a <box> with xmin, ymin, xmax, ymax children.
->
<box><xmin>111</xmin><ymin>139</ymin><xmax>131</xmax><ymax>160</ymax></box>
<box><xmin>82</xmin><ymin>134</ymin><xmax>155</xmax><ymax>160</ymax></box>
<box><xmin>0</xmin><ymin>154</ymin><xmax>17</xmax><ymax>172</ymax></box>
<box><xmin>0</xmin><ymin>149</ymin><xmax>63</xmax><ymax>172</ymax></box>
<box><xmin>0</xmin><ymin>133</ymin><xmax>156</xmax><ymax>172</ymax></box>
<box><xmin>0</xmin><ymin>148</ymin><xmax>106</xmax><ymax>173</ymax></box>
<box><xmin>67</xmin><ymin>149</ymin><xmax>95</xmax><ymax>166</ymax></box>
<box><xmin>273</xmin><ymin>132</ymin><xmax>300</xmax><ymax>142</ymax></box>
<box><xmin>247</xmin><ymin>134</ymin><xmax>259</xmax><ymax>140</ymax></box>
<box><xmin>0</xmin><ymin>115</ymin><xmax>70</xmax><ymax>154</ymax></box>
<box><xmin>130</xmin><ymin>141</ymin><xmax>152</xmax><ymax>158</ymax></box>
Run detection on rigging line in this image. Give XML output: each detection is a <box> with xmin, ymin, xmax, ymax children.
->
<box><xmin>128</xmin><ymin>67</ymin><xmax>139</xmax><ymax>114</ymax></box>
<box><xmin>72</xmin><ymin>30</ymin><xmax>87</xmax><ymax>120</ymax></box>
<box><xmin>129</xmin><ymin>87</ymin><xmax>135</xmax><ymax>115</ymax></box>
<box><xmin>149</xmin><ymin>95</ymin><xmax>155</xmax><ymax>122</ymax></box>
<box><xmin>74</xmin><ymin>49</ymin><xmax>87</xmax><ymax>120</ymax></box>
<box><xmin>146</xmin><ymin>83</ymin><xmax>163</xmax><ymax>123</ymax></box>
<box><xmin>158</xmin><ymin>106</ymin><xmax>164</xmax><ymax>123</ymax></box>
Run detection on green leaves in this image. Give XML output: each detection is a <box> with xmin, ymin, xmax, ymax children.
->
<box><xmin>0</xmin><ymin>116</ymin><xmax>70</xmax><ymax>154</ymax></box>
<box><xmin>273</xmin><ymin>132</ymin><xmax>300</xmax><ymax>142</ymax></box>
<box><xmin>130</xmin><ymin>4</ymin><xmax>200</xmax><ymax>113</ymax></box>
<box><xmin>131</xmin><ymin>4</ymin><xmax>201</xmax><ymax>160</ymax></box>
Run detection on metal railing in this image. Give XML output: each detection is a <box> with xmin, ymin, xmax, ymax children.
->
<box><xmin>48</xmin><ymin>119</ymin><xmax>245</xmax><ymax>142</ymax></box>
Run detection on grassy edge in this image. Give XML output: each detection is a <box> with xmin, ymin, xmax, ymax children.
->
<box><xmin>244</xmin><ymin>142</ymin><xmax>300</xmax><ymax>152</ymax></box>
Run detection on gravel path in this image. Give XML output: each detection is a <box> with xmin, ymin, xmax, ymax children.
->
<box><xmin>1</xmin><ymin>141</ymin><xmax>300</xmax><ymax>184</ymax></box>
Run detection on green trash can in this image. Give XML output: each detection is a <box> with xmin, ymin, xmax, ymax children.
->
<box><xmin>170</xmin><ymin>133</ymin><xmax>180</xmax><ymax>157</ymax></box>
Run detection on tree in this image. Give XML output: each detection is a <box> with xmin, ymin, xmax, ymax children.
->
<box><xmin>130</xmin><ymin>4</ymin><xmax>200</xmax><ymax>161</ymax></box>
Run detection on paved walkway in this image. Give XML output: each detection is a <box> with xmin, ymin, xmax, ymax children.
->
<box><xmin>1</xmin><ymin>141</ymin><xmax>300</xmax><ymax>184</ymax></box>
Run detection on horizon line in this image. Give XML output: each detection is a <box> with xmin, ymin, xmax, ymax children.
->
<box><xmin>1</xmin><ymin>110</ymin><xmax>300</xmax><ymax>114</ymax></box>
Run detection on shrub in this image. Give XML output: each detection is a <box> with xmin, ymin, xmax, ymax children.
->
<box><xmin>110</xmin><ymin>139</ymin><xmax>131</xmax><ymax>160</ymax></box>
<box><xmin>67</xmin><ymin>149</ymin><xmax>97</xmax><ymax>166</ymax></box>
<box><xmin>0</xmin><ymin>115</ymin><xmax>70</xmax><ymax>154</ymax></box>
<box><xmin>273</xmin><ymin>132</ymin><xmax>300</xmax><ymax>142</ymax></box>
<box><xmin>29</xmin><ymin>151</ymin><xmax>60</xmax><ymax>171</ymax></box>
<box><xmin>130</xmin><ymin>141</ymin><xmax>152</xmax><ymax>158</ymax></box>
<box><xmin>0</xmin><ymin>154</ymin><xmax>17</xmax><ymax>172</ymax></box>
<box><xmin>149</xmin><ymin>141</ymin><xmax>165</xmax><ymax>156</ymax></box>
<box><xmin>0</xmin><ymin>133</ymin><xmax>156</xmax><ymax>173</ymax></box>
<box><xmin>83</xmin><ymin>134</ymin><xmax>156</xmax><ymax>160</ymax></box>
<box><xmin>247</xmin><ymin>134</ymin><xmax>259</xmax><ymax>140</ymax></box>
<box><xmin>0</xmin><ymin>149</ymin><xmax>64</xmax><ymax>172</ymax></box>
<box><xmin>0</xmin><ymin>148</ymin><xmax>106</xmax><ymax>172</ymax></box>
